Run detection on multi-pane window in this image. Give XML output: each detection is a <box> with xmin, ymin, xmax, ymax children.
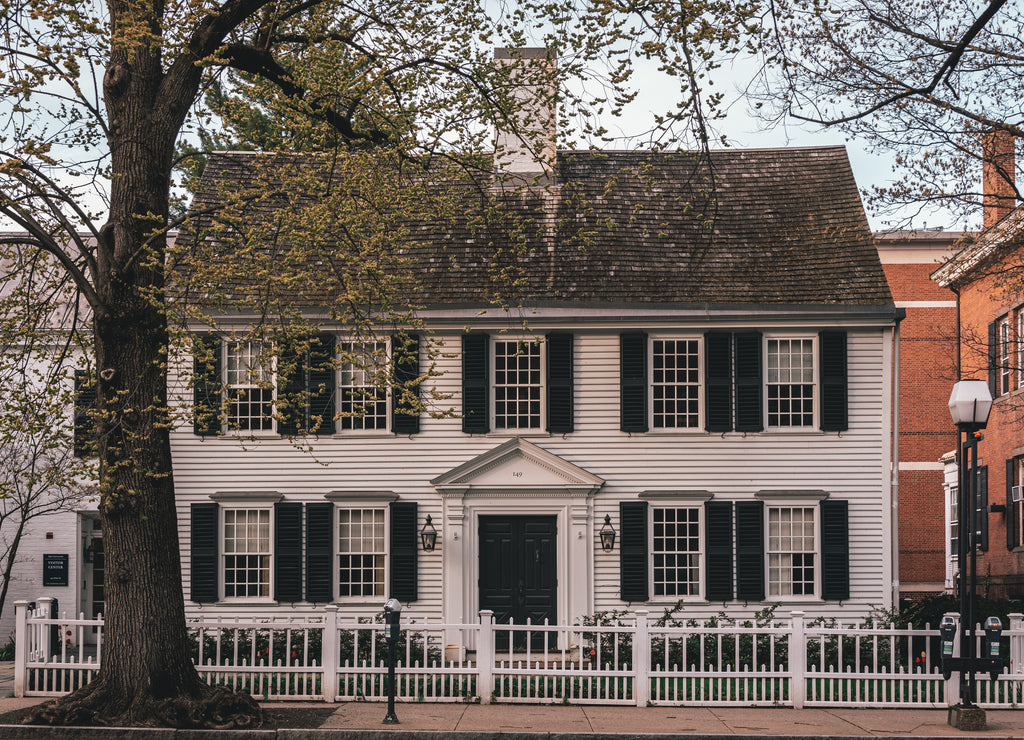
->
<box><xmin>949</xmin><ymin>486</ymin><xmax>960</xmax><ymax>562</ymax></box>
<box><xmin>998</xmin><ymin>316</ymin><xmax>1011</xmax><ymax>395</ymax></box>
<box><xmin>338</xmin><ymin>341</ymin><xmax>388</xmax><ymax>431</ymax></box>
<box><xmin>1018</xmin><ymin>312</ymin><xmax>1024</xmax><ymax>390</ymax></box>
<box><xmin>651</xmin><ymin>338</ymin><xmax>701</xmax><ymax>429</ymax></box>
<box><xmin>493</xmin><ymin>339</ymin><xmax>542</xmax><ymax>429</ymax></box>
<box><xmin>767</xmin><ymin>338</ymin><xmax>815</xmax><ymax>427</ymax></box>
<box><xmin>338</xmin><ymin>508</ymin><xmax>386</xmax><ymax>597</ymax></box>
<box><xmin>223</xmin><ymin>508</ymin><xmax>271</xmax><ymax>598</ymax></box>
<box><xmin>226</xmin><ymin>340</ymin><xmax>274</xmax><ymax>431</ymax></box>
<box><xmin>1013</xmin><ymin>459</ymin><xmax>1024</xmax><ymax>550</ymax></box>
<box><xmin>652</xmin><ymin>507</ymin><xmax>701</xmax><ymax>596</ymax></box>
<box><xmin>768</xmin><ymin>506</ymin><xmax>817</xmax><ymax>596</ymax></box>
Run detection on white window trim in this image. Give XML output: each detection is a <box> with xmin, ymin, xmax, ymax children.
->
<box><xmin>647</xmin><ymin>333</ymin><xmax>704</xmax><ymax>432</ymax></box>
<box><xmin>756</xmin><ymin>491</ymin><xmax>825</xmax><ymax>601</ymax></box>
<box><xmin>648</xmin><ymin>503</ymin><xmax>705</xmax><ymax>601</ymax></box>
<box><xmin>219</xmin><ymin>504</ymin><xmax>276</xmax><ymax>603</ymax></box>
<box><xmin>336</xmin><ymin>338</ymin><xmax>391</xmax><ymax>435</ymax></box>
<box><xmin>763</xmin><ymin>333</ymin><xmax>819</xmax><ymax>431</ymax></box>
<box><xmin>334</xmin><ymin>504</ymin><xmax>390</xmax><ymax>603</ymax></box>
<box><xmin>998</xmin><ymin>316</ymin><xmax>1011</xmax><ymax>396</ymax></box>
<box><xmin>490</xmin><ymin>336</ymin><xmax>546</xmax><ymax>432</ymax></box>
<box><xmin>223</xmin><ymin>339</ymin><xmax>277</xmax><ymax>435</ymax></box>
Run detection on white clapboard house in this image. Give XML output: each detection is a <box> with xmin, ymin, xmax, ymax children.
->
<box><xmin>164</xmin><ymin>134</ymin><xmax>900</xmax><ymax>638</ymax></box>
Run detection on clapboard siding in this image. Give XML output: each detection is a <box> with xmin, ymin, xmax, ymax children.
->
<box><xmin>172</xmin><ymin>327</ymin><xmax>891</xmax><ymax>622</ymax></box>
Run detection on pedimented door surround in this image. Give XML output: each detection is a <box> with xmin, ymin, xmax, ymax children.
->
<box><xmin>431</xmin><ymin>438</ymin><xmax>604</xmax><ymax>635</ymax></box>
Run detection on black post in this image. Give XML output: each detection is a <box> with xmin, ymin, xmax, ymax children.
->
<box><xmin>957</xmin><ymin>432</ymin><xmax>979</xmax><ymax>707</ymax></box>
<box><xmin>967</xmin><ymin>434</ymin><xmax>979</xmax><ymax>705</ymax></box>
<box><xmin>384</xmin><ymin>638</ymin><xmax>398</xmax><ymax>723</ymax></box>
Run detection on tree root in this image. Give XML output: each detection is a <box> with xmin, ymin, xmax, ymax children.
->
<box><xmin>24</xmin><ymin>681</ymin><xmax>263</xmax><ymax>729</ymax></box>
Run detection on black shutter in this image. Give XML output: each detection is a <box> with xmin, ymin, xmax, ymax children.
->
<box><xmin>392</xmin><ymin>333</ymin><xmax>420</xmax><ymax>435</ymax></box>
<box><xmin>274</xmin><ymin>502</ymin><xmax>303</xmax><ymax>603</ymax></box>
<box><xmin>306</xmin><ymin>502</ymin><xmax>334</xmax><ymax>603</ymax></box>
<box><xmin>280</xmin><ymin>333</ymin><xmax>336</xmax><ymax>436</ymax></box>
<box><xmin>734</xmin><ymin>332</ymin><xmax>763</xmax><ymax>433</ymax></box>
<box><xmin>620</xmin><ymin>332</ymin><xmax>648</xmax><ymax>433</ymax></box>
<box><xmin>190</xmin><ymin>503</ymin><xmax>219</xmax><ymax>603</ymax></box>
<box><xmin>307</xmin><ymin>333</ymin><xmax>336</xmax><ymax>435</ymax></box>
<box><xmin>619</xmin><ymin>501</ymin><xmax>649</xmax><ymax>601</ymax></box>
<box><xmin>1008</xmin><ymin>459</ymin><xmax>1017</xmax><ymax>551</ymax></box>
<box><xmin>277</xmin><ymin>338</ymin><xmax>302</xmax><ymax>437</ymax></box>
<box><xmin>73</xmin><ymin>370</ymin><xmax>97</xmax><ymax>458</ymax></box>
<box><xmin>705</xmin><ymin>501</ymin><xmax>734</xmax><ymax>601</ymax></box>
<box><xmin>389</xmin><ymin>502</ymin><xmax>418</xmax><ymax>602</ymax></box>
<box><xmin>705</xmin><ymin>332</ymin><xmax>733</xmax><ymax>432</ymax></box>
<box><xmin>975</xmin><ymin>465</ymin><xmax>989</xmax><ymax>552</ymax></box>
<box><xmin>820</xmin><ymin>499</ymin><xmax>850</xmax><ymax>601</ymax></box>
<box><xmin>193</xmin><ymin>334</ymin><xmax>222</xmax><ymax>436</ymax></box>
<box><xmin>735</xmin><ymin>500</ymin><xmax>765</xmax><ymax>601</ymax></box>
<box><xmin>546</xmin><ymin>332</ymin><xmax>574</xmax><ymax>433</ymax></box>
<box><xmin>462</xmin><ymin>333</ymin><xmax>489</xmax><ymax>434</ymax></box>
<box><xmin>819</xmin><ymin>331</ymin><xmax>849</xmax><ymax>431</ymax></box>
<box><xmin>988</xmin><ymin>320</ymin><xmax>998</xmax><ymax>395</ymax></box>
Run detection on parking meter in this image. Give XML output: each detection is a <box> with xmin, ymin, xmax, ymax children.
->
<box><xmin>983</xmin><ymin>616</ymin><xmax>1002</xmax><ymax>658</ymax></box>
<box><xmin>384</xmin><ymin>598</ymin><xmax>402</xmax><ymax>643</ymax></box>
<box><xmin>382</xmin><ymin>598</ymin><xmax>402</xmax><ymax>724</ymax></box>
<box><xmin>939</xmin><ymin>615</ymin><xmax>957</xmax><ymax>679</ymax></box>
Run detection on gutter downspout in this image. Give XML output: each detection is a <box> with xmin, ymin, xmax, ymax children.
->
<box><xmin>891</xmin><ymin>311</ymin><xmax>903</xmax><ymax>607</ymax></box>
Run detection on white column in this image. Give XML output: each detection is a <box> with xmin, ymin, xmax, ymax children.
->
<box><xmin>790</xmin><ymin>611</ymin><xmax>806</xmax><ymax>709</ymax></box>
<box><xmin>13</xmin><ymin>601</ymin><xmax>27</xmax><ymax>698</ymax></box>
<box><xmin>322</xmin><ymin>605</ymin><xmax>339</xmax><ymax>702</ymax></box>
<box><xmin>1008</xmin><ymin>613</ymin><xmax>1023</xmax><ymax>675</ymax></box>
<box><xmin>634</xmin><ymin>609</ymin><xmax>650</xmax><ymax>707</ymax></box>
<box><xmin>478</xmin><ymin>610</ymin><xmax>494</xmax><ymax>703</ymax></box>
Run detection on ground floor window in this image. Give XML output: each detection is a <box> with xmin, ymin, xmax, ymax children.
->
<box><xmin>223</xmin><ymin>507</ymin><xmax>271</xmax><ymax>598</ymax></box>
<box><xmin>338</xmin><ymin>507</ymin><xmax>386</xmax><ymax>597</ymax></box>
<box><xmin>651</xmin><ymin>506</ymin><xmax>701</xmax><ymax>596</ymax></box>
<box><xmin>767</xmin><ymin>506</ymin><xmax>816</xmax><ymax>596</ymax></box>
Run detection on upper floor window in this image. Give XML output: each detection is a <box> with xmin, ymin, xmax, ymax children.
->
<box><xmin>1018</xmin><ymin>313</ymin><xmax>1024</xmax><ymax>390</ymax></box>
<box><xmin>651</xmin><ymin>337</ymin><xmax>701</xmax><ymax>429</ymax></box>
<box><xmin>1010</xmin><ymin>457</ymin><xmax>1024</xmax><ymax>550</ymax></box>
<box><xmin>338</xmin><ymin>341</ymin><xmax>388</xmax><ymax>431</ymax></box>
<box><xmin>998</xmin><ymin>316</ymin><xmax>1011</xmax><ymax>396</ymax></box>
<box><xmin>462</xmin><ymin>333</ymin><xmax>572</xmax><ymax>435</ymax></box>
<box><xmin>766</xmin><ymin>338</ymin><xmax>816</xmax><ymax>428</ymax></box>
<box><xmin>225</xmin><ymin>340</ymin><xmax>274</xmax><ymax>431</ymax></box>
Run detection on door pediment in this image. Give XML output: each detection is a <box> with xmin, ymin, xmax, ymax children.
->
<box><xmin>431</xmin><ymin>438</ymin><xmax>603</xmax><ymax>496</ymax></box>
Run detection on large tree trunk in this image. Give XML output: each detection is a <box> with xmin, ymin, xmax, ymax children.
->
<box><xmin>28</xmin><ymin>8</ymin><xmax>260</xmax><ymax>727</ymax></box>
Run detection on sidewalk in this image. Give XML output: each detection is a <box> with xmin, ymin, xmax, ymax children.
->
<box><xmin>0</xmin><ymin>695</ymin><xmax>1021</xmax><ymax>739</ymax></box>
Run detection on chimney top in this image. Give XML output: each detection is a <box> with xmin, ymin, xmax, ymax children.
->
<box><xmin>982</xmin><ymin>128</ymin><xmax>1016</xmax><ymax>230</ymax></box>
<box><xmin>493</xmin><ymin>47</ymin><xmax>557</xmax><ymax>182</ymax></box>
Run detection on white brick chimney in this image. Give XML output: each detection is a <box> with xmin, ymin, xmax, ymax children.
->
<box><xmin>493</xmin><ymin>48</ymin><xmax>556</xmax><ymax>181</ymax></box>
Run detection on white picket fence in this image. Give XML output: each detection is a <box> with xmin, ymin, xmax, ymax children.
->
<box><xmin>13</xmin><ymin>599</ymin><xmax>1024</xmax><ymax>708</ymax></box>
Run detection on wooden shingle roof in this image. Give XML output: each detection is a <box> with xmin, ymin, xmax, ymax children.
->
<box><xmin>181</xmin><ymin>146</ymin><xmax>892</xmax><ymax>309</ymax></box>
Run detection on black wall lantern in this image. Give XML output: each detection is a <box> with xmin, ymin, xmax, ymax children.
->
<box><xmin>420</xmin><ymin>515</ymin><xmax>437</xmax><ymax>551</ymax></box>
<box><xmin>599</xmin><ymin>514</ymin><xmax>616</xmax><ymax>552</ymax></box>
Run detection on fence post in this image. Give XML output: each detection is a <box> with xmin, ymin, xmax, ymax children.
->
<box><xmin>944</xmin><ymin>612</ymin><xmax>962</xmax><ymax>707</ymax></box>
<box><xmin>790</xmin><ymin>611</ymin><xmax>806</xmax><ymax>709</ymax></box>
<box><xmin>13</xmin><ymin>601</ymin><xmax>28</xmax><ymax>698</ymax></box>
<box><xmin>634</xmin><ymin>609</ymin><xmax>650</xmax><ymax>707</ymax></box>
<box><xmin>478</xmin><ymin>610</ymin><xmax>494</xmax><ymax>704</ymax></box>
<box><xmin>37</xmin><ymin>598</ymin><xmax>53</xmax><ymax>661</ymax></box>
<box><xmin>322</xmin><ymin>605</ymin><xmax>339</xmax><ymax>703</ymax></box>
<box><xmin>1008</xmin><ymin>613</ymin><xmax>1023</xmax><ymax>676</ymax></box>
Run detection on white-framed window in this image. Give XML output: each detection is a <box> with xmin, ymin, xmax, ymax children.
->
<box><xmin>337</xmin><ymin>507</ymin><xmax>387</xmax><ymax>597</ymax></box>
<box><xmin>651</xmin><ymin>506</ymin><xmax>702</xmax><ymax>597</ymax></box>
<box><xmin>337</xmin><ymin>341</ymin><xmax>388</xmax><ymax>431</ymax></box>
<box><xmin>225</xmin><ymin>340</ymin><xmax>275</xmax><ymax>431</ymax></box>
<box><xmin>222</xmin><ymin>507</ymin><xmax>272</xmax><ymax>599</ymax></box>
<box><xmin>651</xmin><ymin>337</ymin><xmax>702</xmax><ymax>429</ymax></box>
<box><xmin>999</xmin><ymin>316</ymin><xmax>1011</xmax><ymax>395</ymax></box>
<box><xmin>949</xmin><ymin>485</ymin><xmax>960</xmax><ymax>563</ymax></box>
<box><xmin>493</xmin><ymin>338</ymin><xmax>543</xmax><ymax>430</ymax></box>
<box><xmin>1018</xmin><ymin>312</ymin><xmax>1024</xmax><ymax>390</ymax></box>
<box><xmin>766</xmin><ymin>337</ymin><xmax>816</xmax><ymax>428</ymax></box>
<box><xmin>1012</xmin><ymin>458</ymin><xmax>1024</xmax><ymax>550</ymax></box>
<box><xmin>767</xmin><ymin>506</ymin><xmax>818</xmax><ymax>597</ymax></box>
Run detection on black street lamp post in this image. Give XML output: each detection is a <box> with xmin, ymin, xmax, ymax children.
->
<box><xmin>945</xmin><ymin>380</ymin><xmax>999</xmax><ymax>729</ymax></box>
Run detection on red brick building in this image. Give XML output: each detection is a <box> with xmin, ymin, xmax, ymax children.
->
<box><xmin>876</xmin><ymin>231</ymin><xmax>963</xmax><ymax>600</ymax></box>
<box><xmin>932</xmin><ymin>130</ymin><xmax>1024</xmax><ymax>599</ymax></box>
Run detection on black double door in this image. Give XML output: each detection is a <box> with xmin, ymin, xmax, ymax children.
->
<box><xmin>478</xmin><ymin>515</ymin><xmax>557</xmax><ymax>649</ymax></box>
